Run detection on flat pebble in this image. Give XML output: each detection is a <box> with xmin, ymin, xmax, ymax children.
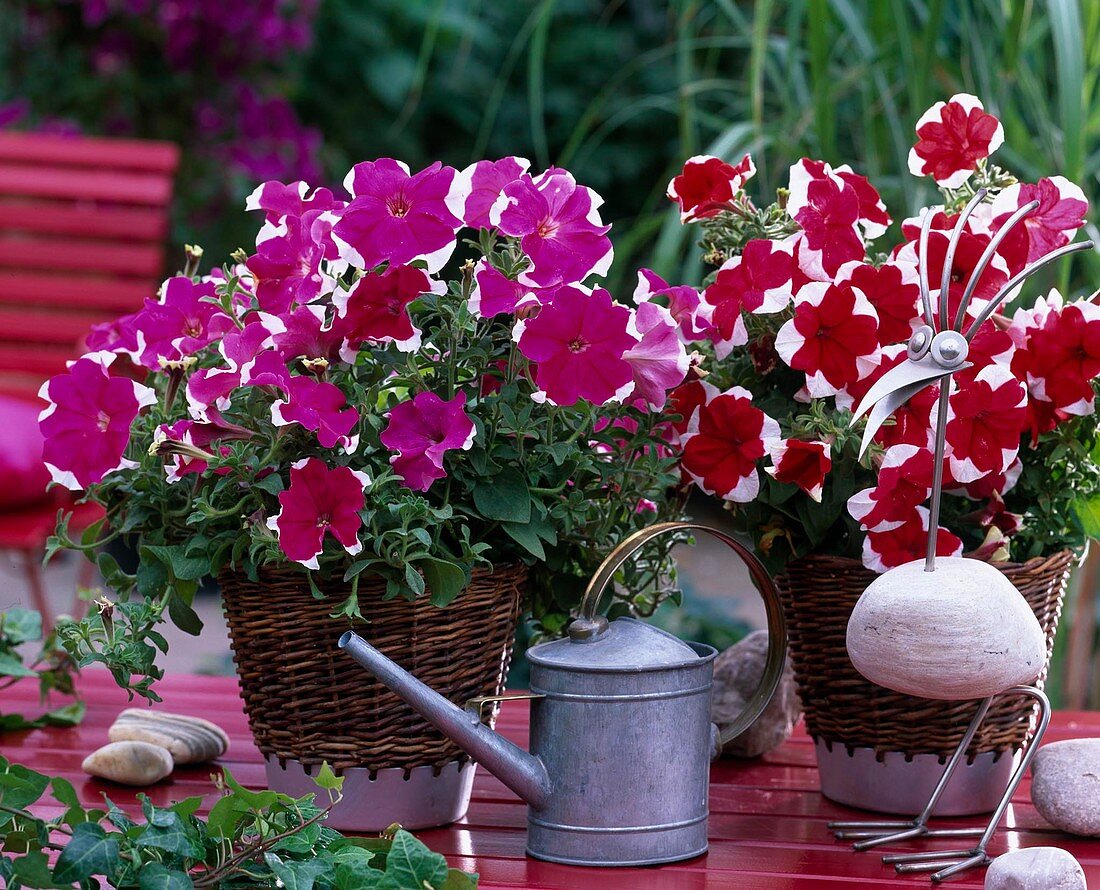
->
<box><xmin>109</xmin><ymin>707</ymin><xmax>229</xmax><ymax>765</ymax></box>
<box><xmin>1031</xmin><ymin>738</ymin><xmax>1100</xmax><ymax>836</ymax></box>
<box><xmin>984</xmin><ymin>846</ymin><xmax>1086</xmax><ymax>889</ymax></box>
<box><xmin>82</xmin><ymin>741</ymin><xmax>173</xmax><ymax>786</ymax></box>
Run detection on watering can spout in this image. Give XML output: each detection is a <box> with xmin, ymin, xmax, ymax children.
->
<box><xmin>337</xmin><ymin>631</ymin><xmax>552</xmax><ymax>810</ymax></box>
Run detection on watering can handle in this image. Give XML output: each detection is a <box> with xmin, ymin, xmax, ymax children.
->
<box><xmin>569</xmin><ymin>520</ymin><xmax>787</xmax><ymax>748</ymax></box>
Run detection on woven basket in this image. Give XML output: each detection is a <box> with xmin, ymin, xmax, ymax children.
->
<box><xmin>776</xmin><ymin>551</ymin><xmax>1073</xmax><ymax>759</ymax></box>
<box><xmin>220</xmin><ymin>563</ymin><xmax>525</xmax><ymax>772</ymax></box>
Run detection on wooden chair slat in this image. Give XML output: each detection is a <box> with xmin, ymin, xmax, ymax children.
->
<box><xmin>0</xmin><ymin>202</ymin><xmax>170</xmax><ymax>241</ymax></box>
<box><xmin>0</xmin><ymin>342</ymin><xmax>77</xmax><ymax>378</ymax></box>
<box><xmin>0</xmin><ymin>308</ymin><xmax>110</xmax><ymax>345</ymax></box>
<box><xmin>0</xmin><ymin>271</ymin><xmax>151</xmax><ymax>313</ymax></box>
<box><xmin>0</xmin><ymin>164</ymin><xmax>173</xmax><ymax>205</ymax></box>
<box><xmin>0</xmin><ymin>132</ymin><xmax>179</xmax><ymax>172</ymax></box>
<box><xmin>0</xmin><ymin>237</ymin><xmax>164</xmax><ymax>277</ymax></box>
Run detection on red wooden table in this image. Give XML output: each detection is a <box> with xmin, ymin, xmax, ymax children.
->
<box><xmin>4</xmin><ymin>671</ymin><xmax>1099</xmax><ymax>888</ymax></box>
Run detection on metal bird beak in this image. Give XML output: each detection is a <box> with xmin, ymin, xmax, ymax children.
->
<box><xmin>850</xmin><ymin>353</ymin><xmax>969</xmax><ymax>459</ymax></box>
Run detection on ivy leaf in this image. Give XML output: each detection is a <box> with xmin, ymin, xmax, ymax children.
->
<box><xmin>39</xmin><ymin>702</ymin><xmax>86</xmax><ymax>727</ymax></box>
<box><xmin>135</xmin><ymin>811</ymin><xmax>204</xmax><ymax>860</ymax></box>
<box><xmin>0</xmin><ymin>653</ymin><xmax>37</xmax><ymax>679</ymax></box>
<box><xmin>472</xmin><ymin>468</ymin><xmax>531</xmax><ymax>523</ymax></box>
<box><xmin>10</xmin><ymin>849</ymin><xmax>66</xmax><ymax>888</ymax></box>
<box><xmin>419</xmin><ymin>558</ymin><xmax>468</xmax><ymax>607</ymax></box>
<box><xmin>379</xmin><ymin>830</ymin><xmax>450</xmax><ymax>889</ymax></box>
<box><xmin>138</xmin><ymin>862</ymin><xmax>195</xmax><ymax>889</ymax></box>
<box><xmin>53</xmin><ymin>822</ymin><xmax>120</xmax><ymax>885</ymax></box>
<box><xmin>263</xmin><ymin>853</ymin><xmax>331</xmax><ymax>890</ymax></box>
<box><xmin>314</xmin><ymin>762</ymin><xmax>344</xmax><ymax>793</ymax></box>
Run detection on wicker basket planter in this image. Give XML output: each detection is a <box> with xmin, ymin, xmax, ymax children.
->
<box><xmin>776</xmin><ymin>551</ymin><xmax>1074</xmax><ymax>815</ymax></box>
<box><xmin>219</xmin><ymin>562</ymin><xmax>525</xmax><ymax>830</ymax></box>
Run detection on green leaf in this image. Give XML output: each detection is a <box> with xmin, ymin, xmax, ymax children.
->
<box><xmin>0</xmin><ymin>653</ymin><xmax>37</xmax><ymax>680</ymax></box>
<box><xmin>53</xmin><ymin>822</ymin><xmax>120</xmax><ymax>885</ymax></box>
<box><xmin>135</xmin><ymin>811</ymin><xmax>204</xmax><ymax>860</ymax></box>
<box><xmin>0</xmin><ymin>762</ymin><xmax>51</xmax><ymax>812</ymax></box>
<box><xmin>378</xmin><ymin>830</ymin><xmax>450</xmax><ymax>888</ymax></box>
<box><xmin>263</xmin><ymin>853</ymin><xmax>331</xmax><ymax>890</ymax></box>
<box><xmin>0</xmin><ymin>609</ymin><xmax>41</xmax><ymax>645</ymax></box>
<box><xmin>441</xmin><ymin>870</ymin><xmax>481</xmax><ymax>890</ymax></box>
<box><xmin>314</xmin><ymin>762</ymin><xmax>345</xmax><ymax>793</ymax></box>
<box><xmin>40</xmin><ymin>702</ymin><xmax>86</xmax><ymax>727</ymax></box>
<box><xmin>404</xmin><ymin>561</ymin><xmax>425</xmax><ymax>597</ymax></box>
<box><xmin>138</xmin><ymin>862</ymin><xmax>195</xmax><ymax>890</ymax></box>
<box><xmin>501</xmin><ymin>521</ymin><xmax>545</xmax><ymax>559</ymax></box>
<box><xmin>142</xmin><ymin>545</ymin><xmax>210</xmax><ymax>582</ymax></box>
<box><xmin>419</xmin><ymin>558</ymin><xmax>467</xmax><ymax>607</ymax></box>
<box><xmin>167</xmin><ymin>592</ymin><xmax>203</xmax><ymax>636</ymax></box>
<box><xmin>1072</xmin><ymin>495</ymin><xmax>1100</xmax><ymax>536</ymax></box>
<box><xmin>10</xmin><ymin>850</ymin><xmax>66</xmax><ymax>888</ymax></box>
<box><xmin>472</xmin><ymin>468</ymin><xmax>531</xmax><ymax>523</ymax></box>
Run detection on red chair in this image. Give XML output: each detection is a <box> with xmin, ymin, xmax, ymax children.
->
<box><xmin>0</xmin><ymin>131</ymin><xmax>179</xmax><ymax>625</ymax></box>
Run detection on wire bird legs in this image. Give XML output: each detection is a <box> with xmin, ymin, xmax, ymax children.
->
<box><xmin>830</xmin><ymin>198</ymin><xmax>1093</xmax><ymax>882</ymax></box>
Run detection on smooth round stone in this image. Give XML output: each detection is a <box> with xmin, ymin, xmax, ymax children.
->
<box><xmin>82</xmin><ymin>741</ymin><xmax>173</xmax><ymax>786</ymax></box>
<box><xmin>846</xmin><ymin>557</ymin><xmax>1046</xmax><ymax>700</ymax></box>
<box><xmin>1031</xmin><ymin>738</ymin><xmax>1100</xmax><ymax>836</ymax></box>
<box><xmin>109</xmin><ymin>707</ymin><xmax>229</xmax><ymax>765</ymax></box>
<box><xmin>984</xmin><ymin>846</ymin><xmax>1086</xmax><ymax>889</ymax></box>
<box><xmin>712</xmin><ymin>630</ymin><xmax>801</xmax><ymax>758</ymax></box>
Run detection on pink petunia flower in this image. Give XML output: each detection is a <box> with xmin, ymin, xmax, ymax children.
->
<box><xmin>467</xmin><ymin>259</ymin><xmax>551</xmax><ymax>318</ymax></box>
<box><xmin>246</xmin><ymin>213</ymin><xmax>336</xmax><ymax>314</ymax></box>
<box><xmin>332</xmin><ymin>159</ymin><xmax>466</xmax><ymax>273</ymax></box>
<box><xmin>834</xmin><ymin>259</ymin><xmax>921</xmax><ymax>347</ymax></box>
<box><xmin>775</xmin><ymin>281</ymin><xmax>880</xmax><ymax>398</ymax></box>
<box><xmin>260</xmin><ymin>304</ymin><xmax>348</xmax><ymax>366</ymax></box>
<box><xmin>513</xmin><ymin>286</ymin><xmax>636</xmax><ymax>406</ymax></box>
<box><xmin>765</xmin><ymin>438</ymin><xmax>832</xmax><ymax>502</ymax></box>
<box><xmin>379</xmin><ymin>390</ymin><xmax>476</xmax><ymax>491</ymax></box>
<box><xmin>38</xmin><ymin>351</ymin><xmax>157</xmax><ymax>490</ymax></box>
<box><xmin>186</xmin><ymin>323</ymin><xmax>289</xmax><ymax>421</ymax></box>
<box><xmin>863</xmin><ymin>506</ymin><xmax>963</xmax><ymax>573</ymax></box>
<box><xmin>266</xmin><ymin>458</ymin><xmax>370</xmax><ymax>569</ymax></box>
<box><xmin>680</xmin><ymin>382</ymin><xmax>780</xmax><ymax>502</ymax></box>
<box><xmin>633</xmin><ymin>269</ymin><xmax>716</xmax><ymax>345</ymax></box>
<box><xmin>941</xmin><ymin>364</ymin><xmax>1026</xmax><ymax>484</ymax></box>
<box><xmin>990</xmin><ymin>176</ymin><xmax>1088</xmax><ymax>264</ymax></box>
<box><xmin>907</xmin><ymin>93</ymin><xmax>1004</xmax><ymax>188</ymax></box>
<box><xmin>491</xmin><ymin>171</ymin><xmax>613</xmax><ymax>288</ymax></box>
<box><xmin>623</xmin><ymin>301</ymin><xmax>690</xmax><ymax>411</ymax></box>
<box><xmin>128</xmin><ymin>277</ymin><xmax>236</xmax><ymax>370</ymax></box>
<box><xmin>335</xmin><ymin>264</ymin><xmax>445</xmax><ymax>353</ymax></box>
<box><xmin>245</xmin><ymin>179</ymin><xmax>341</xmax><ymax>222</ymax></box>
<box><xmin>666</xmin><ymin>153</ymin><xmax>756</xmax><ymax>223</ymax></box>
<box><xmin>847</xmin><ymin>444</ymin><xmax>934</xmax><ymax>532</ymax></box>
<box><xmin>456</xmin><ymin>156</ymin><xmax>531</xmax><ymax>229</ymax></box>
<box><xmin>271</xmin><ymin>375</ymin><xmax>360</xmax><ymax>451</ymax></box>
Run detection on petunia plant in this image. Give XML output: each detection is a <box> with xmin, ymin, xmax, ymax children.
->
<box><xmin>657</xmin><ymin>93</ymin><xmax>1100</xmax><ymax>574</ymax></box>
<box><xmin>42</xmin><ymin>159</ymin><xmax>689</xmax><ymax>698</ymax></box>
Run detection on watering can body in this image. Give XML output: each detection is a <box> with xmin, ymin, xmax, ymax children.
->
<box><xmin>338</xmin><ymin>522</ymin><xmax>786</xmax><ymax>867</ymax></box>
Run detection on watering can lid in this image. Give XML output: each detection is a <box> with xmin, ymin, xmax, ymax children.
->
<box><xmin>527</xmin><ymin>617</ymin><xmax>706</xmax><ymax>672</ymax></box>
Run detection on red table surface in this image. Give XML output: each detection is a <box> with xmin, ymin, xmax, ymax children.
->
<box><xmin>3</xmin><ymin>671</ymin><xmax>1099</xmax><ymax>889</ymax></box>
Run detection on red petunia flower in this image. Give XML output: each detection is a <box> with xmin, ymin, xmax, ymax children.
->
<box><xmin>834</xmin><ymin>260</ymin><xmax>921</xmax><ymax>347</ymax></box>
<box><xmin>266</xmin><ymin>458</ymin><xmax>370</xmax><ymax>569</ymax></box>
<box><xmin>513</xmin><ymin>286</ymin><xmax>636</xmax><ymax>406</ymax></box>
<box><xmin>863</xmin><ymin>506</ymin><xmax>963</xmax><ymax>573</ymax></box>
<box><xmin>379</xmin><ymin>390</ymin><xmax>476</xmax><ymax>492</ymax></box>
<box><xmin>666</xmin><ymin>153</ymin><xmax>756</xmax><ymax>222</ymax></box>
<box><xmin>942</xmin><ymin>364</ymin><xmax>1026</xmax><ymax>484</ymax></box>
<box><xmin>335</xmin><ymin>264</ymin><xmax>445</xmax><ymax>353</ymax></box>
<box><xmin>680</xmin><ymin>383</ymin><xmax>780</xmax><ymax>502</ymax></box>
<box><xmin>907</xmin><ymin>93</ymin><xmax>1004</xmax><ymax>188</ymax></box>
<box><xmin>775</xmin><ymin>281</ymin><xmax>880</xmax><ymax>398</ymax></box>
<box><xmin>765</xmin><ymin>438</ymin><xmax>832</xmax><ymax>502</ymax></box>
<box><xmin>848</xmin><ymin>444</ymin><xmax>935</xmax><ymax>532</ymax></box>
<box><xmin>703</xmin><ymin>238</ymin><xmax>797</xmax><ymax>355</ymax></box>
<box><xmin>38</xmin><ymin>352</ymin><xmax>157</xmax><ymax>490</ymax></box>
<box><xmin>991</xmin><ymin>176</ymin><xmax>1089</xmax><ymax>265</ymax></box>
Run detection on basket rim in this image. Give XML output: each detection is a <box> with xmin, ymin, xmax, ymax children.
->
<box><xmin>779</xmin><ymin>548</ymin><xmax>1075</xmax><ymax>574</ymax></box>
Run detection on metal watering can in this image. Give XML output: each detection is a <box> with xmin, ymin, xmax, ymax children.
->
<box><xmin>338</xmin><ymin>521</ymin><xmax>787</xmax><ymax>866</ymax></box>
